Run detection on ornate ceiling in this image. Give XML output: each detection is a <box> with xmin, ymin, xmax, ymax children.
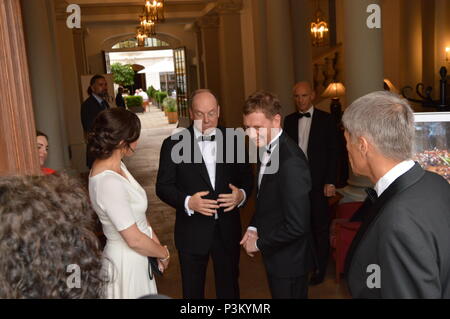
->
<box><xmin>55</xmin><ymin>0</ymin><xmax>240</xmax><ymax>25</ymax></box>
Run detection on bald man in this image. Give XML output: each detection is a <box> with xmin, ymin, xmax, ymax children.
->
<box><xmin>284</xmin><ymin>82</ymin><xmax>339</xmax><ymax>285</ymax></box>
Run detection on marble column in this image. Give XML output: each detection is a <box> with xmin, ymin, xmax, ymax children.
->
<box><xmin>339</xmin><ymin>0</ymin><xmax>384</xmax><ymax>202</ymax></box>
<box><xmin>265</xmin><ymin>0</ymin><xmax>296</xmax><ymax>117</ymax></box>
<box><xmin>216</xmin><ymin>0</ymin><xmax>246</xmax><ymax>128</ymax></box>
<box><xmin>343</xmin><ymin>0</ymin><xmax>384</xmax><ymax>104</ymax></box>
<box><xmin>54</xmin><ymin>1</ymin><xmax>86</xmax><ymax>173</ymax></box>
<box><xmin>197</xmin><ymin>14</ymin><xmax>222</xmax><ymax>103</ymax></box>
<box><xmin>290</xmin><ymin>0</ymin><xmax>314</xmax><ymax>84</ymax></box>
<box><xmin>21</xmin><ymin>0</ymin><xmax>70</xmax><ymax>171</ymax></box>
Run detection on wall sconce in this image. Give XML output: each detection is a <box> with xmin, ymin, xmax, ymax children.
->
<box><xmin>446</xmin><ymin>47</ymin><xmax>450</xmax><ymax>63</ymax></box>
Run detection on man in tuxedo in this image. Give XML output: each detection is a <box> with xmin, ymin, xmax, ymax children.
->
<box><xmin>343</xmin><ymin>91</ymin><xmax>450</xmax><ymax>298</ymax></box>
<box><xmin>156</xmin><ymin>89</ymin><xmax>253</xmax><ymax>299</ymax></box>
<box><xmin>241</xmin><ymin>91</ymin><xmax>314</xmax><ymax>299</ymax></box>
<box><xmin>283</xmin><ymin>82</ymin><xmax>338</xmax><ymax>285</ymax></box>
<box><xmin>80</xmin><ymin>74</ymin><xmax>110</xmax><ymax>168</ymax></box>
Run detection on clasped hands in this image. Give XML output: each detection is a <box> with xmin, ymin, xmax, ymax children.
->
<box><xmin>188</xmin><ymin>184</ymin><xmax>243</xmax><ymax>216</ymax></box>
<box><xmin>240</xmin><ymin>229</ymin><xmax>259</xmax><ymax>257</ymax></box>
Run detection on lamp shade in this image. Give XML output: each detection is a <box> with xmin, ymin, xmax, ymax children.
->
<box><xmin>322</xmin><ymin>82</ymin><xmax>346</xmax><ymax>98</ymax></box>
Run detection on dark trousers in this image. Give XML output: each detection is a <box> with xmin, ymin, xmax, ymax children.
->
<box><xmin>178</xmin><ymin>225</ymin><xmax>240</xmax><ymax>299</ymax></box>
<box><xmin>310</xmin><ymin>190</ymin><xmax>331</xmax><ymax>279</ymax></box>
<box><xmin>267</xmin><ymin>274</ymin><xmax>308</xmax><ymax>299</ymax></box>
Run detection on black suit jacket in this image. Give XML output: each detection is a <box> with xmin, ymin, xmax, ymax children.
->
<box><xmin>156</xmin><ymin>126</ymin><xmax>253</xmax><ymax>255</ymax></box>
<box><xmin>80</xmin><ymin>95</ymin><xmax>109</xmax><ymax>133</ymax></box>
<box><xmin>251</xmin><ymin>132</ymin><xmax>315</xmax><ymax>278</ymax></box>
<box><xmin>346</xmin><ymin>163</ymin><xmax>450</xmax><ymax>298</ymax></box>
<box><xmin>284</xmin><ymin>109</ymin><xmax>338</xmax><ymax>191</ymax></box>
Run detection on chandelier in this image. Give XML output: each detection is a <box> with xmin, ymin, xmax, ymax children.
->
<box><xmin>136</xmin><ymin>0</ymin><xmax>164</xmax><ymax>46</ymax></box>
<box><xmin>310</xmin><ymin>1</ymin><xmax>329</xmax><ymax>47</ymax></box>
<box><xmin>144</xmin><ymin>0</ymin><xmax>165</xmax><ymax>23</ymax></box>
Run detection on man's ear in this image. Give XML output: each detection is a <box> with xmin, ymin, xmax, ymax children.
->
<box><xmin>217</xmin><ymin>105</ymin><xmax>220</xmax><ymax>118</ymax></box>
<box><xmin>273</xmin><ymin>114</ymin><xmax>282</xmax><ymax>128</ymax></box>
<box><xmin>358</xmin><ymin>136</ymin><xmax>369</xmax><ymax>156</ymax></box>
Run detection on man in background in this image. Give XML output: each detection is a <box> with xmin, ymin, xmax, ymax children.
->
<box><xmin>80</xmin><ymin>74</ymin><xmax>110</xmax><ymax>168</ymax></box>
<box><xmin>284</xmin><ymin>82</ymin><xmax>338</xmax><ymax>285</ymax></box>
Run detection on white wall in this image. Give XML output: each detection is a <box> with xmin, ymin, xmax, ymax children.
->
<box><xmin>109</xmin><ymin>50</ymin><xmax>174</xmax><ymax>90</ymax></box>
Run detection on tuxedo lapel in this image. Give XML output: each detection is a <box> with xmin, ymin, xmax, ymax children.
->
<box><xmin>258</xmin><ymin>134</ymin><xmax>282</xmax><ymax>197</ymax></box>
<box><xmin>344</xmin><ymin>163</ymin><xmax>425</xmax><ymax>274</ymax></box>
<box><xmin>307</xmin><ymin>110</ymin><xmax>320</xmax><ymax>159</ymax></box>
<box><xmin>189</xmin><ymin>126</ymin><xmax>215</xmax><ymax>191</ymax></box>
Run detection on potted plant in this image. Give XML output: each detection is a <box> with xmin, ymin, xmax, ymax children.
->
<box><xmin>125</xmin><ymin>95</ymin><xmax>144</xmax><ymax>113</ymax></box>
<box><xmin>147</xmin><ymin>86</ymin><xmax>157</xmax><ymax>105</ymax></box>
<box><xmin>163</xmin><ymin>97</ymin><xmax>178</xmax><ymax>124</ymax></box>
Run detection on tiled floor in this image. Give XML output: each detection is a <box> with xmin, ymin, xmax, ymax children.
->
<box><xmin>123</xmin><ymin>107</ymin><xmax>351</xmax><ymax>299</ymax></box>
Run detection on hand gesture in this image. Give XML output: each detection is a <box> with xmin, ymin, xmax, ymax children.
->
<box><xmin>188</xmin><ymin>191</ymin><xmax>219</xmax><ymax>216</ymax></box>
<box><xmin>240</xmin><ymin>229</ymin><xmax>259</xmax><ymax>257</ymax></box>
<box><xmin>218</xmin><ymin>184</ymin><xmax>244</xmax><ymax>212</ymax></box>
<box><xmin>324</xmin><ymin>184</ymin><xmax>336</xmax><ymax>197</ymax></box>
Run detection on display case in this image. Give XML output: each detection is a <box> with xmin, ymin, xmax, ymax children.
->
<box><xmin>413</xmin><ymin>112</ymin><xmax>450</xmax><ymax>183</ymax></box>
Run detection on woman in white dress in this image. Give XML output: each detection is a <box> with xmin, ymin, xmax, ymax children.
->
<box><xmin>87</xmin><ymin>108</ymin><xmax>170</xmax><ymax>299</ymax></box>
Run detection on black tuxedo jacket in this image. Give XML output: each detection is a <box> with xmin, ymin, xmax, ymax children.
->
<box><xmin>346</xmin><ymin>163</ymin><xmax>450</xmax><ymax>298</ymax></box>
<box><xmin>251</xmin><ymin>132</ymin><xmax>315</xmax><ymax>278</ymax></box>
<box><xmin>80</xmin><ymin>95</ymin><xmax>109</xmax><ymax>133</ymax></box>
<box><xmin>284</xmin><ymin>109</ymin><xmax>338</xmax><ymax>191</ymax></box>
<box><xmin>156</xmin><ymin>126</ymin><xmax>253</xmax><ymax>255</ymax></box>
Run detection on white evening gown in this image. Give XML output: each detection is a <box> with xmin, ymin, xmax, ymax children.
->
<box><xmin>89</xmin><ymin>162</ymin><xmax>157</xmax><ymax>299</ymax></box>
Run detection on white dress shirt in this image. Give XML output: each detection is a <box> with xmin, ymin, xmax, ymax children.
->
<box><xmin>374</xmin><ymin>160</ymin><xmax>415</xmax><ymax>197</ymax></box>
<box><xmin>298</xmin><ymin>106</ymin><xmax>314</xmax><ymax>157</ymax></box>
<box><xmin>248</xmin><ymin>128</ymin><xmax>283</xmax><ymax>250</ymax></box>
<box><xmin>184</xmin><ymin>127</ymin><xmax>247</xmax><ymax>217</ymax></box>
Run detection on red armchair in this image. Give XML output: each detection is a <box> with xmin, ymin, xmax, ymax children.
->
<box><xmin>330</xmin><ymin>202</ymin><xmax>364</xmax><ymax>283</ymax></box>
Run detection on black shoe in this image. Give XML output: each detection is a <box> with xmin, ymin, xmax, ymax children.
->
<box><xmin>309</xmin><ymin>273</ymin><xmax>325</xmax><ymax>286</ymax></box>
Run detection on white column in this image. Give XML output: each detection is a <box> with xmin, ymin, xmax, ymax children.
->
<box><xmin>290</xmin><ymin>0</ymin><xmax>314</xmax><ymax>84</ymax></box>
<box><xmin>217</xmin><ymin>1</ymin><xmax>246</xmax><ymax>128</ymax></box>
<box><xmin>343</xmin><ymin>0</ymin><xmax>384</xmax><ymax>104</ymax></box>
<box><xmin>265</xmin><ymin>0</ymin><xmax>295</xmax><ymax>117</ymax></box>
<box><xmin>339</xmin><ymin>0</ymin><xmax>384</xmax><ymax>202</ymax></box>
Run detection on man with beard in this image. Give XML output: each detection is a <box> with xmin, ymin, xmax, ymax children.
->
<box><xmin>81</xmin><ymin>74</ymin><xmax>110</xmax><ymax>168</ymax></box>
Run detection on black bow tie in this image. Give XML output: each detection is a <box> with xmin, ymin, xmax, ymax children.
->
<box><xmin>365</xmin><ymin>188</ymin><xmax>378</xmax><ymax>203</ymax></box>
<box><xmin>297</xmin><ymin>112</ymin><xmax>311</xmax><ymax>119</ymax></box>
<box><xmin>198</xmin><ymin>135</ymin><xmax>215</xmax><ymax>142</ymax></box>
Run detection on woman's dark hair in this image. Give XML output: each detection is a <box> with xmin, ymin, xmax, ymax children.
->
<box><xmin>87</xmin><ymin>108</ymin><xmax>141</xmax><ymax>160</ymax></box>
<box><xmin>36</xmin><ymin>130</ymin><xmax>48</xmax><ymax>140</ymax></box>
<box><xmin>0</xmin><ymin>174</ymin><xmax>105</xmax><ymax>298</ymax></box>
<box><xmin>87</xmin><ymin>74</ymin><xmax>106</xmax><ymax>96</ymax></box>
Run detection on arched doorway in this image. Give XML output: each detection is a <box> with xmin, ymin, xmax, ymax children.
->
<box><xmin>102</xmin><ymin>34</ymin><xmax>190</xmax><ymax>126</ymax></box>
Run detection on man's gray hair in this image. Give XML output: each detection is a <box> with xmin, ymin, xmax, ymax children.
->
<box><xmin>342</xmin><ymin>91</ymin><xmax>415</xmax><ymax>161</ymax></box>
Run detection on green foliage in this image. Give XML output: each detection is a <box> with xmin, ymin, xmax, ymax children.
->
<box><xmin>154</xmin><ymin>91</ymin><xmax>168</xmax><ymax>105</ymax></box>
<box><xmin>163</xmin><ymin>97</ymin><xmax>177</xmax><ymax>112</ymax></box>
<box><xmin>125</xmin><ymin>95</ymin><xmax>143</xmax><ymax>107</ymax></box>
<box><xmin>147</xmin><ymin>86</ymin><xmax>157</xmax><ymax>99</ymax></box>
<box><xmin>111</xmin><ymin>63</ymin><xmax>135</xmax><ymax>87</ymax></box>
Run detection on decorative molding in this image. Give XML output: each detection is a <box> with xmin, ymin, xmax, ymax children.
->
<box><xmin>0</xmin><ymin>0</ymin><xmax>41</xmax><ymax>175</ymax></box>
<box><xmin>215</xmin><ymin>0</ymin><xmax>243</xmax><ymax>15</ymax></box>
<box><xmin>197</xmin><ymin>14</ymin><xmax>220</xmax><ymax>29</ymax></box>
